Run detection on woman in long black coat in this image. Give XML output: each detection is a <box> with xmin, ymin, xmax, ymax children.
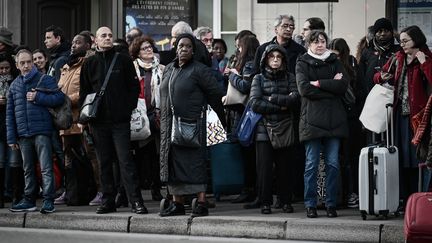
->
<box><xmin>159</xmin><ymin>34</ymin><xmax>225</xmax><ymax>217</ymax></box>
<box><xmin>296</xmin><ymin>30</ymin><xmax>349</xmax><ymax>218</ymax></box>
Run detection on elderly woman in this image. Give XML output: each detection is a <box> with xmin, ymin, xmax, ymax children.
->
<box><xmin>128</xmin><ymin>35</ymin><xmax>164</xmax><ymax>203</ymax></box>
<box><xmin>250</xmin><ymin>44</ymin><xmax>300</xmax><ymax>214</ymax></box>
<box><xmin>374</xmin><ymin>25</ymin><xmax>432</xmax><ymax>207</ymax></box>
<box><xmin>296</xmin><ymin>30</ymin><xmax>349</xmax><ymax>218</ymax></box>
<box><xmin>159</xmin><ymin>33</ymin><xmax>225</xmax><ymax>217</ymax></box>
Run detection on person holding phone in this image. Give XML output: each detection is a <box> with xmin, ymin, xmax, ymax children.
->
<box><xmin>373</xmin><ymin>25</ymin><xmax>432</xmax><ymax>212</ymax></box>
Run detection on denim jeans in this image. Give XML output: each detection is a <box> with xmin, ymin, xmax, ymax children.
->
<box><xmin>91</xmin><ymin>122</ymin><xmax>142</xmax><ymax>206</ymax></box>
<box><xmin>18</xmin><ymin>135</ymin><xmax>54</xmax><ymax>202</ymax></box>
<box><xmin>304</xmin><ymin>137</ymin><xmax>340</xmax><ymax>208</ymax></box>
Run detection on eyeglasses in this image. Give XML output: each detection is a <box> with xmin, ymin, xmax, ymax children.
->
<box><xmin>140</xmin><ymin>45</ymin><xmax>153</xmax><ymax>51</ymax></box>
<box><xmin>400</xmin><ymin>39</ymin><xmax>412</xmax><ymax>45</ymax></box>
<box><xmin>201</xmin><ymin>38</ymin><xmax>213</xmax><ymax>43</ymax></box>
<box><xmin>268</xmin><ymin>54</ymin><xmax>283</xmax><ymax>60</ymax></box>
<box><xmin>279</xmin><ymin>24</ymin><xmax>295</xmax><ymax>30</ymax></box>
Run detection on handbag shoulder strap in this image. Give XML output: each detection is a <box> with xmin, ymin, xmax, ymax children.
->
<box><xmin>99</xmin><ymin>52</ymin><xmax>119</xmax><ymax>95</ymax></box>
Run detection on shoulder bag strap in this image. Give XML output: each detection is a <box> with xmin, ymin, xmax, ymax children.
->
<box><xmin>99</xmin><ymin>52</ymin><xmax>119</xmax><ymax>96</ymax></box>
<box><xmin>36</xmin><ymin>74</ymin><xmax>46</xmax><ymax>88</ymax></box>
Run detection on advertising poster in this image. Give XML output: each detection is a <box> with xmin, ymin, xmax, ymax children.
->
<box><xmin>398</xmin><ymin>0</ymin><xmax>432</xmax><ymax>47</ymax></box>
<box><xmin>124</xmin><ymin>0</ymin><xmax>196</xmax><ymax>51</ymax></box>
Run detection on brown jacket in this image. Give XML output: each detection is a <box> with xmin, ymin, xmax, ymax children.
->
<box><xmin>58</xmin><ymin>57</ymin><xmax>85</xmax><ymax>135</ymax></box>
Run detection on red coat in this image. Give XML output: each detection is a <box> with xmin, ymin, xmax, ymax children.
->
<box><xmin>373</xmin><ymin>47</ymin><xmax>432</xmax><ymax>118</ymax></box>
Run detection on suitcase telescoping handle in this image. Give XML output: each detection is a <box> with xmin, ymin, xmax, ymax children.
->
<box><xmin>385</xmin><ymin>103</ymin><xmax>396</xmax><ymax>153</ymax></box>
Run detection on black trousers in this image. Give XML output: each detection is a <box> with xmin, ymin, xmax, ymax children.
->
<box><xmin>91</xmin><ymin>122</ymin><xmax>143</xmax><ymax>205</ymax></box>
<box><xmin>255</xmin><ymin>141</ymin><xmax>294</xmax><ymax>205</ymax></box>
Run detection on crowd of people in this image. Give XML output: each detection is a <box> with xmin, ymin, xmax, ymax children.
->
<box><xmin>0</xmin><ymin>14</ymin><xmax>431</xmax><ymax>219</ymax></box>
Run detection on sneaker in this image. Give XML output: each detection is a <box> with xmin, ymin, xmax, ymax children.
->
<box><xmin>347</xmin><ymin>193</ymin><xmax>359</xmax><ymax>208</ymax></box>
<box><xmin>40</xmin><ymin>200</ymin><xmax>55</xmax><ymax>214</ymax></box>
<box><xmin>54</xmin><ymin>192</ymin><xmax>67</xmax><ymax>205</ymax></box>
<box><xmin>89</xmin><ymin>192</ymin><xmax>102</xmax><ymax>206</ymax></box>
<box><xmin>9</xmin><ymin>198</ymin><xmax>37</xmax><ymax>212</ymax></box>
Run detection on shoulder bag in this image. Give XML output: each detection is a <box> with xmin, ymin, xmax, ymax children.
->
<box><xmin>265</xmin><ymin>117</ymin><xmax>298</xmax><ymax>149</ymax></box>
<box><xmin>35</xmin><ymin>74</ymin><xmax>73</xmax><ymax>130</ymax></box>
<box><xmin>224</xmin><ymin>81</ymin><xmax>248</xmax><ymax>106</ymax></box>
<box><xmin>236</xmin><ymin>103</ymin><xmax>262</xmax><ymax>147</ymax></box>
<box><xmin>169</xmin><ymin>69</ymin><xmax>203</xmax><ymax>148</ymax></box>
<box><xmin>79</xmin><ymin>52</ymin><xmax>119</xmax><ymax>123</ymax></box>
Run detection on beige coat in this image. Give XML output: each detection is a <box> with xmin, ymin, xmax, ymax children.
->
<box><xmin>57</xmin><ymin>57</ymin><xmax>85</xmax><ymax>136</ymax></box>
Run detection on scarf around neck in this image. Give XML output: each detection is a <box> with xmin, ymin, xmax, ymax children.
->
<box><xmin>373</xmin><ymin>38</ymin><xmax>392</xmax><ymax>53</ymax></box>
<box><xmin>307</xmin><ymin>49</ymin><xmax>332</xmax><ymax>61</ymax></box>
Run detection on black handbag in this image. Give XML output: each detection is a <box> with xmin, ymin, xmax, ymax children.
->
<box><xmin>168</xmin><ymin>69</ymin><xmax>203</xmax><ymax>148</ymax></box>
<box><xmin>79</xmin><ymin>53</ymin><xmax>119</xmax><ymax>123</ymax></box>
<box><xmin>265</xmin><ymin>117</ymin><xmax>298</xmax><ymax>149</ymax></box>
<box><xmin>35</xmin><ymin>74</ymin><xmax>73</xmax><ymax>130</ymax></box>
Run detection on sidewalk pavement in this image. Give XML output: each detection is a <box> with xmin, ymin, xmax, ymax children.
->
<box><xmin>0</xmin><ymin>193</ymin><xmax>404</xmax><ymax>243</ymax></box>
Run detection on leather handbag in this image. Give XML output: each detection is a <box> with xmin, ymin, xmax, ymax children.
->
<box><xmin>223</xmin><ymin>82</ymin><xmax>248</xmax><ymax>106</ymax></box>
<box><xmin>35</xmin><ymin>74</ymin><xmax>73</xmax><ymax>130</ymax></box>
<box><xmin>79</xmin><ymin>53</ymin><xmax>119</xmax><ymax>123</ymax></box>
<box><xmin>265</xmin><ymin>117</ymin><xmax>298</xmax><ymax>149</ymax></box>
<box><xmin>168</xmin><ymin>69</ymin><xmax>203</xmax><ymax>148</ymax></box>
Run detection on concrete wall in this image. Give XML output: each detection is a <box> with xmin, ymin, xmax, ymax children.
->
<box><xmin>240</xmin><ymin>0</ymin><xmax>385</xmax><ymax>57</ymax></box>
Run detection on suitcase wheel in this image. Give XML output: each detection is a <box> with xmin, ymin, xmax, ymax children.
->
<box><xmin>361</xmin><ymin>212</ymin><xmax>367</xmax><ymax>220</ymax></box>
<box><xmin>160</xmin><ymin>198</ymin><xmax>169</xmax><ymax>212</ymax></box>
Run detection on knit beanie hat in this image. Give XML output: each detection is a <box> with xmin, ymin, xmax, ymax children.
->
<box><xmin>373</xmin><ymin>18</ymin><xmax>393</xmax><ymax>34</ymax></box>
<box><xmin>0</xmin><ymin>27</ymin><xmax>13</xmax><ymax>47</ymax></box>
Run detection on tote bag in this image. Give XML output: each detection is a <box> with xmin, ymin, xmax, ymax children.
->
<box><xmin>130</xmin><ymin>98</ymin><xmax>151</xmax><ymax>141</ymax></box>
<box><xmin>236</xmin><ymin>104</ymin><xmax>262</xmax><ymax>147</ymax></box>
<box><xmin>206</xmin><ymin>106</ymin><xmax>227</xmax><ymax>146</ymax></box>
<box><xmin>359</xmin><ymin>84</ymin><xmax>394</xmax><ymax>133</ymax></box>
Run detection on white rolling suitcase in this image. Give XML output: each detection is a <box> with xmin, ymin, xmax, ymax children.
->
<box><xmin>359</xmin><ymin>104</ymin><xmax>399</xmax><ymax>219</ymax></box>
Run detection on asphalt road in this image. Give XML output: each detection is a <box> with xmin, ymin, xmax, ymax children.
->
<box><xmin>0</xmin><ymin>227</ymin><xmax>329</xmax><ymax>243</ymax></box>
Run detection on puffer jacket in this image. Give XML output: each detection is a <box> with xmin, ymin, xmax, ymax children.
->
<box><xmin>249</xmin><ymin>45</ymin><xmax>300</xmax><ymax>142</ymax></box>
<box><xmin>6</xmin><ymin>67</ymin><xmax>65</xmax><ymax>144</ymax></box>
<box><xmin>296</xmin><ymin>52</ymin><xmax>349</xmax><ymax>142</ymax></box>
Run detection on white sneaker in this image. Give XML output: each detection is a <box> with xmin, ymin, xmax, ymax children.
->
<box><xmin>89</xmin><ymin>192</ymin><xmax>103</xmax><ymax>206</ymax></box>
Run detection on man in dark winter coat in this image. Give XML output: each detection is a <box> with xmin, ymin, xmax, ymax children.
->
<box><xmin>79</xmin><ymin>26</ymin><xmax>147</xmax><ymax>215</ymax></box>
<box><xmin>253</xmin><ymin>14</ymin><xmax>306</xmax><ymax>75</ymax></box>
<box><xmin>45</xmin><ymin>25</ymin><xmax>71</xmax><ymax>83</ymax></box>
<box><xmin>7</xmin><ymin>49</ymin><xmax>65</xmax><ymax>214</ymax></box>
<box><xmin>358</xmin><ymin>18</ymin><xmax>401</xmax><ymax>102</ymax></box>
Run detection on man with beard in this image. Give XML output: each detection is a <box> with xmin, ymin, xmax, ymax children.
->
<box><xmin>44</xmin><ymin>25</ymin><xmax>71</xmax><ymax>83</ymax></box>
<box><xmin>53</xmin><ymin>33</ymin><xmax>96</xmax><ymax>206</ymax></box>
<box><xmin>253</xmin><ymin>15</ymin><xmax>306</xmax><ymax>75</ymax></box>
<box><xmin>358</xmin><ymin>18</ymin><xmax>400</xmax><ymax>102</ymax></box>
